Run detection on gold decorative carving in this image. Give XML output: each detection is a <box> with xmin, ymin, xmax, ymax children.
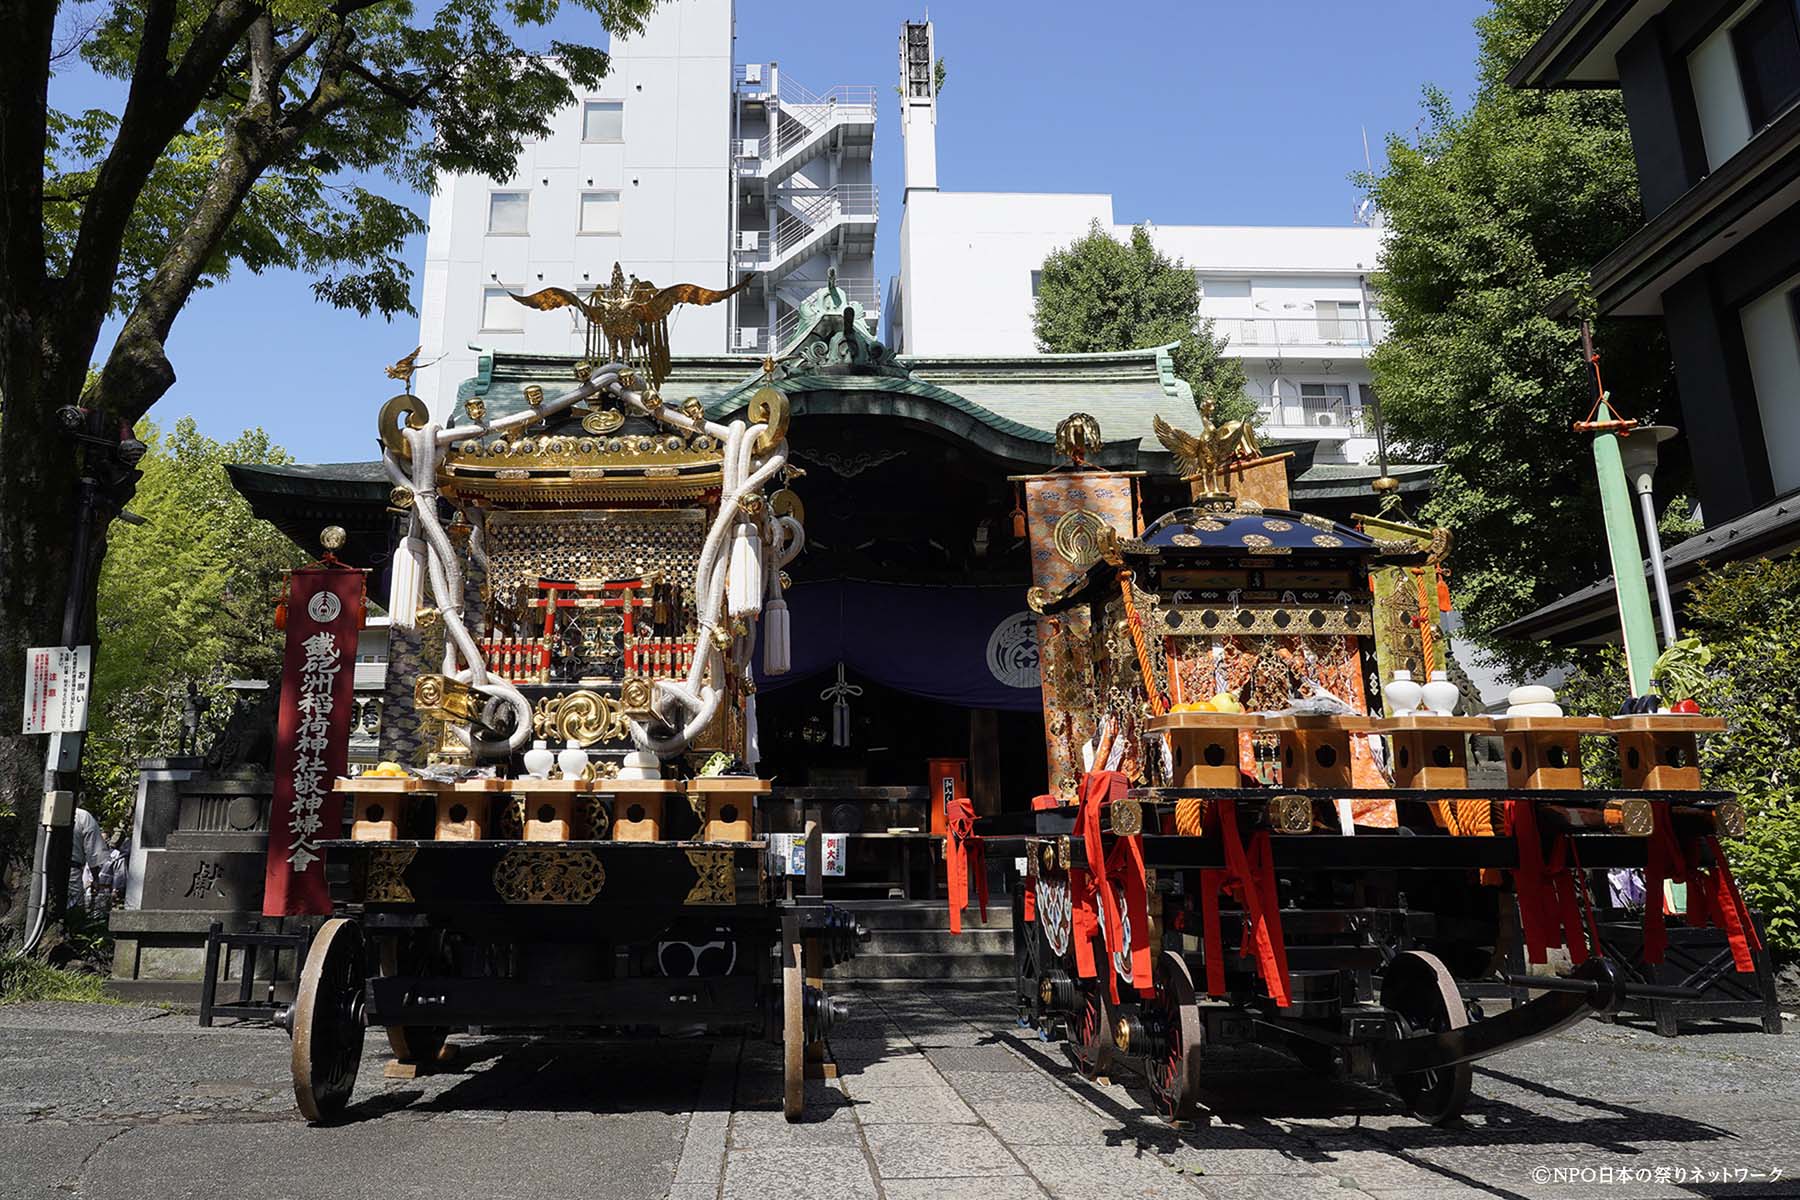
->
<box><xmin>683</xmin><ymin>848</ymin><xmax>737</xmax><ymax>905</ymax></box>
<box><xmin>492</xmin><ymin>848</ymin><xmax>606</xmax><ymax>904</ymax></box>
<box><xmin>1714</xmin><ymin>798</ymin><xmax>1747</xmax><ymax>839</ymax></box>
<box><xmin>1158</xmin><ymin>603</ymin><xmax>1370</xmax><ymax>637</ymax></box>
<box><xmin>748</xmin><ymin>385</ymin><xmax>789</xmax><ymax>452</ymax></box>
<box><xmin>1266</xmin><ymin>795</ymin><xmax>1314</xmax><ymax>835</ymax></box>
<box><xmin>533</xmin><ymin>690</ymin><xmax>624</xmax><ymax>747</ymax></box>
<box><xmin>1108</xmin><ymin>797</ymin><xmax>1143</xmax><ymax>837</ymax></box>
<box><xmin>379</xmin><ymin>393</ymin><xmax>429</xmax><ymax>460</ymax></box>
<box><xmin>1053</xmin><ymin>412</ymin><xmax>1103</xmax><ymax>467</ymax></box>
<box><xmin>1605</xmin><ymin>798</ymin><xmax>1654</xmax><ymax>838</ymax></box>
<box><xmin>582</xmin><ymin>408</ymin><xmax>626</xmax><ymax>435</ymax></box>
<box><xmin>415</xmin><ymin>674</ymin><xmax>476</xmax><ymax>722</ymax></box>
<box><xmin>1052</xmin><ymin>510</ymin><xmax>1109</xmax><ymax>572</ymax></box>
<box><xmin>365</xmin><ymin>847</ymin><xmax>417</xmax><ymax>903</ymax></box>
<box><xmin>619</xmin><ymin>676</ymin><xmax>654</xmax><ymax>713</ymax></box>
<box><xmin>1056</xmin><ymin>836</ymin><xmax>1072</xmax><ymax>869</ymax></box>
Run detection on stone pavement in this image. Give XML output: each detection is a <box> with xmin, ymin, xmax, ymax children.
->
<box><xmin>1</xmin><ymin>992</ymin><xmax>1797</xmax><ymax>1200</ymax></box>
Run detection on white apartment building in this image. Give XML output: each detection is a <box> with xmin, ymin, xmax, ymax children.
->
<box><xmin>890</xmin><ymin>21</ymin><xmax>1386</xmax><ymax>464</ymax></box>
<box><xmin>412</xmin><ymin>0</ymin><xmax>877</xmax><ymax>419</ymax></box>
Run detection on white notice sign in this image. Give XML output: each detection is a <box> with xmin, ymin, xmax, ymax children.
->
<box><xmin>22</xmin><ymin>646</ymin><xmax>93</xmax><ymax>735</ymax></box>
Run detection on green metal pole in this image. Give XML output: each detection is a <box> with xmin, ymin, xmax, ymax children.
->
<box><xmin>1589</xmin><ymin>396</ymin><xmax>1661</xmax><ymax>697</ymax></box>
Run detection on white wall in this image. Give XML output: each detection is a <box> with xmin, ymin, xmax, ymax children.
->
<box><xmin>1739</xmin><ymin>270</ymin><xmax>1800</xmax><ymax>494</ymax></box>
<box><xmin>414</xmin><ymin>0</ymin><xmax>733</xmax><ymax>419</ymax></box>
<box><xmin>1688</xmin><ymin>2</ymin><xmax>1758</xmax><ymax>171</ymax></box>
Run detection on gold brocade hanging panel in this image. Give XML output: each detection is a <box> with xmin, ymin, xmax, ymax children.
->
<box><xmin>1359</xmin><ymin>514</ymin><xmax>1449</xmax><ymax>686</ymax></box>
<box><xmin>1022</xmin><ymin>472</ymin><xmax>1138</xmax><ymax>800</ymax></box>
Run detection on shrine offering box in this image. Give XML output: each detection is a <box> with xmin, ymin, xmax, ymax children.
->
<box><xmin>688</xmin><ymin>776</ymin><xmax>770</xmax><ymax>842</ymax></box>
<box><xmin>604</xmin><ymin>779</ymin><xmax>683</xmax><ymax>841</ymax></box>
<box><xmin>1146</xmin><ymin>712</ymin><xmax>1261</xmax><ymax>787</ymax></box>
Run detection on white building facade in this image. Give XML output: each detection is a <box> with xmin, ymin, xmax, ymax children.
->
<box><xmin>890</xmin><ymin>21</ymin><xmax>1386</xmax><ymax>464</ymax></box>
<box><xmin>413</xmin><ymin>0</ymin><xmax>877</xmax><ymax>419</ymax></box>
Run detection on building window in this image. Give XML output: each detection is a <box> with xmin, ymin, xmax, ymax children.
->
<box><xmin>583</xmin><ymin>100</ymin><xmax>624</xmax><ymax>142</ymax></box>
<box><xmin>487</xmin><ymin>191</ymin><xmax>529</xmax><ymax>235</ymax></box>
<box><xmin>580</xmin><ymin>190</ymin><xmax>622</xmax><ymax>234</ymax></box>
<box><xmin>481</xmin><ymin>287</ymin><xmax>524</xmax><ymax>332</ymax></box>
<box><xmin>1315</xmin><ymin>300</ymin><xmax>1362</xmax><ymax>341</ymax></box>
<box><xmin>1733</xmin><ymin>0</ymin><xmax>1800</xmax><ymax>130</ymax></box>
<box><xmin>1299</xmin><ymin>382</ymin><xmax>1357</xmax><ymax>427</ymax></box>
<box><xmin>1030</xmin><ymin>270</ymin><xmax>1042</xmax><ymax>298</ymax></box>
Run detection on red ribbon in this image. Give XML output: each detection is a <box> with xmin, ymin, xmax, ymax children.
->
<box><xmin>945</xmin><ymin>796</ymin><xmax>988</xmax><ymax>935</ymax></box>
<box><xmin>1202</xmin><ymin>798</ymin><xmax>1292</xmax><ymax>1007</ymax></box>
<box><xmin>1643</xmin><ymin>809</ymin><xmax>1761</xmax><ymax>973</ymax></box>
<box><xmin>1507</xmin><ymin>799</ymin><xmax>1593</xmax><ymax>966</ymax></box>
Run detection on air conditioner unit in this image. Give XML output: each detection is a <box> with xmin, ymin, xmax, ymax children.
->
<box><xmin>1314</xmin><ymin>412</ymin><xmax>1338</xmax><ymax>426</ymax></box>
<box><xmin>736</xmin><ymin>230</ymin><xmax>761</xmax><ymax>252</ymax></box>
<box><xmin>738</xmin><ymin>138</ymin><xmax>759</xmax><ymax>158</ymax></box>
<box><xmin>744</xmin><ymin>63</ymin><xmax>763</xmax><ymax>85</ymax></box>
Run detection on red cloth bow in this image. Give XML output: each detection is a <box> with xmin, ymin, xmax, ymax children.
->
<box><xmin>1196</xmin><ymin>797</ymin><xmax>1292</xmax><ymax>1007</ymax></box>
<box><xmin>1644</xmin><ymin>809</ymin><xmax>1761</xmax><ymax>973</ymax></box>
<box><xmin>945</xmin><ymin>796</ymin><xmax>988</xmax><ymax>935</ymax></box>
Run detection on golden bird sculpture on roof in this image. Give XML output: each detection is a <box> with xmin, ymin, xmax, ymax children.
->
<box><xmin>510</xmin><ymin>264</ymin><xmax>755</xmax><ymax>390</ymax></box>
<box><xmin>384</xmin><ymin>346</ymin><xmax>443</xmax><ymax>393</ymax></box>
<box><xmin>1154</xmin><ymin>397</ymin><xmax>1262</xmax><ymax>501</ymax></box>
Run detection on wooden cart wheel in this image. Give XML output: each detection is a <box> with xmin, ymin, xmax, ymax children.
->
<box><xmin>781</xmin><ymin>915</ymin><xmax>804</xmax><ymax>1122</ymax></box>
<box><xmin>1145</xmin><ymin>951</ymin><xmax>1205</xmax><ymax>1121</ymax></box>
<box><xmin>291</xmin><ymin>918</ymin><xmax>367</xmax><ymax>1123</ymax></box>
<box><xmin>1068</xmin><ymin>981</ymin><xmax>1113</xmax><ymax>1080</ymax></box>
<box><xmin>1381</xmin><ymin>949</ymin><xmax>1473</xmax><ymax>1125</ymax></box>
<box><xmin>380</xmin><ymin>934</ymin><xmax>448</xmax><ymax>1065</ymax></box>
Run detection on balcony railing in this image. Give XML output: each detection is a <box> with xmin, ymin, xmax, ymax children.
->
<box><xmin>1257</xmin><ymin>398</ymin><xmax>1366</xmax><ymax>433</ymax></box>
<box><xmin>1212</xmin><ymin>316</ymin><xmax>1390</xmax><ymax>349</ymax></box>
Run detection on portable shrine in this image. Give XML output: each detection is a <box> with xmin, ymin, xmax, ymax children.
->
<box><xmin>947</xmin><ymin>407</ymin><xmax>1775</xmax><ymax>1126</ymax></box>
<box><xmin>278</xmin><ymin>268</ymin><xmax>858</xmax><ymax>1123</ymax></box>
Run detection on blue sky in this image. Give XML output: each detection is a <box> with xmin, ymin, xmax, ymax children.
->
<box><xmin>64</xmin><ymin>0</ymin><xmax>1487</xmax><ymax>462</ymax></box>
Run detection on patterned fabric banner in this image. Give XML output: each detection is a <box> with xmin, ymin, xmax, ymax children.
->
<box><xmin>263</xmin><ymin>567</ymin><xmax>364</xmax><ymax>916</ymax></box>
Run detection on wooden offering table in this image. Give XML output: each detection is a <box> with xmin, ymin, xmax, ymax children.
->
<box><xmin>505</xmin><ymin>777</ymin><xmax>586</xmax><ymax>841</ymax></box>
<box><xmin>601</xmin><ymin>778</ymin><xmax>683</xmax><ymax>841</ymax></box>
<box><xmin>1492</xmin><ymin>716</ymin><xmax>1609</xmax><ymax>790</ymax></box>
<box><xmin>341</xmin><ymin>776</ymin><xmax>446</xmax><ymax>841</ymax></box>
<box><xmin>1261</xmin><ymin>714</ymin><xmax>1377</xmax><ymax>790</ymax></box>
<box><xmin>688</xmin><ymin>776</ymin><xmax>770</xmax><ymax>842</ymax></box>
<box><xmin>438</xmin><ymin>778</ymin><xmax>505</xmax><ymax>841</ymax></box>
<box><xmin>1372</xmin><ymin>715</ymin><xmax>1495</xmax><ymax>789</ymax></box>
<box><xmin>1147</xmin><ymin>711</ymin><xmax>1261</xmax><ymax>787</ymax></box>
<box><xmin>1606</xmin><ymin>714</ymin><xmax>1725</xmax><ymax>792</ymax></box>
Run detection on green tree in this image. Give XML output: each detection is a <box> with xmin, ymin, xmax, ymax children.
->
<box><xmin>82</xmin><ymin>418</ymin><xmax>304</xmax><ymax>834</ymax></box>
<box><xmin>0</xmin><ymin>0</ymin><xmax>660</xmax><ymax>906</ymax></box>
<box><xmin>1364</xmin><ymin>0</ymin><xmax>1679</xmax><ymax>660</ymax></box>
<box><xmin>1033</xmin><ymin>222</ymin><xmax>1251</xmax><ymax>423</ymax></box>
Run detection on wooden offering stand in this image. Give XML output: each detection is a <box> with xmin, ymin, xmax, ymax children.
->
<box><xmin>1372</xmin><ymin>715</ymin><xmax>1495</xmax><ymax>789</ymax></box>
<box><xmin>688</xmin><ymin>777</ymin><xmax>769</xmax><ymax>842</ymax></box>
<box><xmin>1606</xmin><ymin>714</ymin><xmax>1725</xmax><ymax>791</ymax></box>
<box><xmin>603</xmin><ymin>779</ymin><xmax>684</xmax><ymax>841</ymax></box>
<box><xmin>1492</xmin><ymin>716</ymin><xmax>1609</xmax><ymax>790</ymax></box>
<box><xmin>341</xmin><ymin>776</ymin><xmax>444</xmax><ymax>841</ymax></box>
<box><xmin>1261</xmin><ymin>714</ymin><xmax>1377</xmax><ymax>789</ymax></box>
<box><xmin>505</xmin><ymin>777</ymin><xmax>587</xmax><ymax>841</ymax></box>
<box><xmin>1147</xmin><ymin>711</ymin><xmax>1262</xmax><ymax>787</ymax></box>
<box><xmin>438</xmin><ymin>778</ymin><xmax>505</xmax><ymax>841</ymax></box>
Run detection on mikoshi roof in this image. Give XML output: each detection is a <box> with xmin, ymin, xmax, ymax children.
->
<box><xmin>1134</xmin><ymin>506</ymin><xmax>1379</xmax><ymax>554</ymax></box>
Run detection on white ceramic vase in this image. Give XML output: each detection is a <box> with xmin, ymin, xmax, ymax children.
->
<box><xmin>523</xmin><ymin>739</ymin><xmax>555</xmax><ymax>779</ymax></box>
<box><xmin>558</xmin><ymin>744</ymin><xmax>589</xmax><ymax>781</ymax></box>
<box><xmin>1422</xmin><ymin>670</ymin><xmax>1460</xmax><ymax>716</ymax></box>
<box><xmin>619</xmin><ymin>749</ymin><xmax>662</xmax><ymax>781</ymax></box>
<box><xmin>1383</xmin><ymin>669</ymin><xmax>1424</xmax><ymax>715</ymax></box>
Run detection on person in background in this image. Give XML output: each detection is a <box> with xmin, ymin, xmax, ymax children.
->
<box><xmin>68</xmin><ymin>801</ymin><xmax>110</xmax><ymax>909</ymax></box>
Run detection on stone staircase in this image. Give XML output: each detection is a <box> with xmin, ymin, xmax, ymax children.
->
<box><xmin>827</xmin><ymin>899</ymin><xmax>1015</xmax><ymax>989</ymax></box>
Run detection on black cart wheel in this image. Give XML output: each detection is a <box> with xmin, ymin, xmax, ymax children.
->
<box><xmin>1145</xmin><ymin>951</ymin><xmax>1205</xmax><ymax>1121</ymax></box>
<box><xmin>380</xmin><ymin>934</ymin><xmax>448</xmax><ymax>1065</ymax></box>
<box><xmin>291</xmin><ymin>918</ymin><xmax>367</xmax><ymax>1123</ymax></box>
<box><xmin>1068</xmin><ymin>980</ymin><xmax>1113</xmax><ymax>1079</ymax></box>
<box><xmin>1381</xmin><ymin>950</ymin><xmax>1472</xmax><ymax>1125</ymax></box>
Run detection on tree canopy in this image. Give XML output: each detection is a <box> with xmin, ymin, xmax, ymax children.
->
<box><xmin>1033</xmin><ymin>222</ymin><xmax>1251</xmax><ymax>423</ymax></box>
<box><xmin>84</xmin><ymin>418</ymin><xmax>304</xmax><ymax>832</ymax></box>
<box><xmin>1364</xmin><ymin>0</ymin><xmax>1681</xmax><ymax>662</ymax></box>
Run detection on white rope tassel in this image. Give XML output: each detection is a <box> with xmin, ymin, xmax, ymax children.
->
<box><xmin>762</xmin><ymin>596</ymin><xmax>791</xmax><ymax>675</ymax></box>
<box><xmin>388</xmin><ymin>532</ymin><xmax>426</xmax><ymax>630</ymax></box>
<box><xmin>744</xmin><ymin>691</ymin><xmax>760</xmax><ymax>768</ymax></box>
<box><xmin>727</xmin><ymin>522</ymin><xmax>763</xmax><ymax>619</ymax></box>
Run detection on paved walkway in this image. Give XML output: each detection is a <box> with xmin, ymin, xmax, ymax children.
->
<box><xmin>1</xmin><ymin>992</ymin><xmax>1796</xmax><ymax>1200</ymax></box>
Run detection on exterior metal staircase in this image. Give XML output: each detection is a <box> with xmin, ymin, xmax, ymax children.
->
<box><xmin>734</xmin><ymin>79</ymin><xmax>877</xmax><ymax>188</ymax></box>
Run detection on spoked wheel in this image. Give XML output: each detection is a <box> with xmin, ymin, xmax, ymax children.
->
<box><xmin>781</xmin><ymin>915</ymin><xmax>805</xmax><ymax>1122</ymax></box>
<box><xmin>1068</xmin><ymin>982</ymin><xmax>1113</xmax><ymax>1079</ymax></box>
<box><xmin>380</xmin><ymin>932</ymin><xmax>448</xmax><ymax>1065</ymax></box>
<box><xmin>1381</xmin><ymin>949</ymin><xmax>1473</xmax><ymax>1125</ymax></box>
<box><xmin>291</xmin><ymin>918</ymin><xmax>367</xmax><ymax>1123</ymax></box>
<box><xmin>1144</xmin><ymin>951</ymin><xmax>1204</xmax><ymax>1121</ymax></box>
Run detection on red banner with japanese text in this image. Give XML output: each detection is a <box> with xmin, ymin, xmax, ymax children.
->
<box><xmin>263</xmin><ymin>566</ymin><xmax>365</xmax><ymax>916</ymax></box>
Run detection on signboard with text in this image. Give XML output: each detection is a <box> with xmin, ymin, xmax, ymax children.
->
<box><xmin>21</xmin><ymin>645</ymin><xmax>92</xmax><ymax>735</ymax></box>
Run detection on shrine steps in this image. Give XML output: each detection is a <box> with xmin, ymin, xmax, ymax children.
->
<box><xmin>827</xmin><ymin>900</ymin><xmax>1015</xmax><ymax>987</ymax></box>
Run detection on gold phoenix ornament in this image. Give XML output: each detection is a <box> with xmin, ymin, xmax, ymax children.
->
<box><xmin>1154</xmin><ymin>397</ymin><xmax>1262</xmax><ymax>501</ymax></box>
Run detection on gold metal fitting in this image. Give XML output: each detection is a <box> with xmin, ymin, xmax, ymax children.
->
<box><xmin>1603</xmin><ymin>798</ymin><xmax>1654</xmax><ymax>837</ymax></box>
<box><xmin>1372</xmin><ymin>475</ymin><xmax>1401</xmax><ymax>494</ymax></box>
<box><xmin>737</xmin><ymin>493</ymin><xmax>765</xmax><ymax>518</ymax></box>
<box><xmin>1108</xmin><ymin>797</ymin><xmax>1143</xmax><ymax>837</ymax></box>
<box><xmin>464</xmin><ymin>397</ymin><xmax>486</xmax><ymax>423</ymax></box>
<box><xmin>1714</xmin><ymin>798</ymin><xmax>1748</xmax><ymax>839</ymax></box>
<box><xmin>414</xmin><ymin>673</ymin><xmax>475</xmax><ymax>721</ymax></box>
<box><xmin>778</xmin><ymin>570</ymin><xmax>792</xmax><ymax>591</ymax></box>
<box><xmin>415</xmin><ymin>606</ymin><xmax>441</xmax><ymax>631</ymax></box>
<box><xmin>320</xmin><ymin>525</ymin><xmax>347</xmax><ymax>552</ymax></box>
<box><xmin>1041</xmin><ymin>843</ymin><xmax>1056</xmax><ymax>870</ymax></box>
<box><xmin>1040</xmin><ymin>977</ymin><xmax>1055</xmax><ymax>1006</ymax></box>
<box><xmin>1056</xmin><ymin>836</ymin><xmax>1072</xmax><ymax>869</ymax></box>
<box><xmin>1266</xmin><ymin>794</ymin><xmax>1313</xmax><ymax>834</ymax></box>
<box><xmin>1113</xmin><ymin>1018</ymin><xmax>1133</xmax><ymax>1053</ymax></box>
<box><xmin>387</xmin><ymin>485</ymin><xmax>415</xmax><ymax>510</ymax></box>
<box><xmin>523</xmin><ymin>384</ymin><xmax>545</xmax><ymax>408</ymax></box>
<box><xmin>572</xmin><ymin>360</ymin><xmax>593</xmax><ymax>383</ymax></box>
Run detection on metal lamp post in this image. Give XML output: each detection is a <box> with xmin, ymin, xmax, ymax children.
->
<box><xmin>1618</xmin><ymin>424</ymin><xmax>1681</xmax><ymax>649</ymax></box>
